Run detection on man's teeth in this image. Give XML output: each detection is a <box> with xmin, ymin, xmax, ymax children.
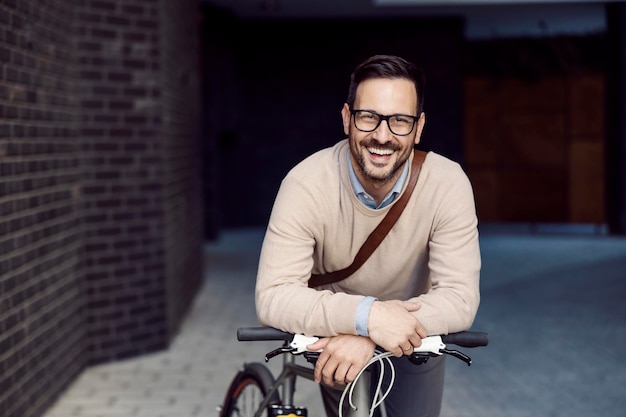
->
<box><xmin>368</xmin><ymin>148</ymin><xmax>394</xmax><ymax>156</ymax></box>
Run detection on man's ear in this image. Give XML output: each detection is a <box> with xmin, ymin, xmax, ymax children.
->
<box><xmin>341</xmin><ymin>103</ymin><xmax>351</xmax><ymax>136</ymax></box>
<box><xmin>414</xmin><ymin>112</ymin><xmax>426</xmax><ymax>145</ymax></box>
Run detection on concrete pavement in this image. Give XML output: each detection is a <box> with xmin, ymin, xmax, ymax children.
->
<box><xmin>43</xmin><ymin>226</ymin><xmax>626</xmax><ymax>417</ymax></box>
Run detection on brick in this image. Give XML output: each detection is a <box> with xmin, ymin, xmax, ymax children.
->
<box><xmin>91</xmin><ymin>28</ymin><xmax>116</xmax><ymax>39</ymax></box>
<box><xmin>1</xmin><ymin>2</ymin><xmax>204</xmax><ymax>417</ymax></box>
<box><xmin>90</xmin><ymin>1</ymin><xmax>116</xmax><ymax>12</ymax></box>
<box><xmin>107</xmin><ymin>71</ymin><xmax>132</xmax><ymax>82</ymax></box>
<box><xmin>136</xmin><ymin>19</ymin><xmax>158</xmax><ymax>29</ymax></box>
<box><xmin>121</xmin><ymin>5</ymin><xmax>144</xmax><ymax>14</ymax></box>
<box><xmin>106</xmin><ymin>15</ymin><xmax>131</xmax><ymax>26</ymax></box>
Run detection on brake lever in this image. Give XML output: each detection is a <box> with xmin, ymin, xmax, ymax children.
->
<box><xmin>265</xmin><ymin>346</ymin><xmax>294</xmax><ymax>362</ymax></box>
<box><xmin>265</xmin><ymin>334</ymin><xmax>321</xmax><ymax>362</ymax></box>
<box><xmin>440</xmin><ymin>348</ymin><xmax>472</xmax><ymax>366</ymax></box>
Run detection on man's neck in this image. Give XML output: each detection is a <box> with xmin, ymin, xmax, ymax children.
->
<box><xmin>350</xmin><ymin>158</ymin><xmax>406</xmax><ymax>206</ymax></box>
<box><xmin>361</xmin><ymin>177</ymin><xmax>397</xmax><ymax>206</ymax></box>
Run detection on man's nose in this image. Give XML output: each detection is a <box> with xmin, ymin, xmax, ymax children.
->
<box><xmin>374</xmin><ymin>118</ymin><xmax>394</xmax><ymax>140</ymax></box>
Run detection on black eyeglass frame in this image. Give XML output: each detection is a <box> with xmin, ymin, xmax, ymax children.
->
<box><xmin>350</xmin><ymin>109</ymin><xmax>421</xmax><ymax>136</ymax></box>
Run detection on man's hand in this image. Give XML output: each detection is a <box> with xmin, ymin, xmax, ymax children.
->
<box><xmin>368</xmin><ymin>300</ymin><xmax>427</xmax><ymax>357</ymax></box>
<box><xmin>307</xmin><ymin>335</ymin><xmax>376</xmax><ymax>387</ymax></box>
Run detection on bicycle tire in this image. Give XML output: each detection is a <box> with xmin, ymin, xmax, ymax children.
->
<box><xmin>220</xmin><ymin>362</ymin><xmax>281</xmax><ymax>417</ymax></box>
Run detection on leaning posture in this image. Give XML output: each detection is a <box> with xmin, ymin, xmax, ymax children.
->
<box><xmin>255</xmin><ymin>54</ymin><xmax>481</xmax><ymax>417</ymax></box>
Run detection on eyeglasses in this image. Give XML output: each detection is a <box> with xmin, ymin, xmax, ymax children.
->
<box><xmin>350</xmin><ymin>109</ymin><xmax>420</xmax><ymax>136</ymax></box>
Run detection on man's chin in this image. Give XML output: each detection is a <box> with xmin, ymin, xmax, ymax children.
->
<box><xmin>363</xmin><ymin>167</ymin><xmax>395</xmax><ymax>184</ymax></box>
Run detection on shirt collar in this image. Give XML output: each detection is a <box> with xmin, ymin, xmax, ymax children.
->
<box><xmin>346</xmin><ymin>150</ymin><xmax>410</xmax><ymax>209</ymax></box>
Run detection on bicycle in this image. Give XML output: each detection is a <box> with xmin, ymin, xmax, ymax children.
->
<box><xmin>219</xmin><ymin>326</ymin><xmax>488</xmax><ymax>417</ymax></box>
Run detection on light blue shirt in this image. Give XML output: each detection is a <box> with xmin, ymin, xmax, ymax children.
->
<box><xmin>346</xmin><ymin>151</ymin><xmax>410</xmax><ymax>336</ymax></box>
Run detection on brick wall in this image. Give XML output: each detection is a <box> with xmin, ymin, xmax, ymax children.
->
<box><xmin>76</xmin><ymin>0</ymin><xmax>170</xmax><ymax>362</ymax></box>
<box><xmin>159</xmin><ymin>0</ymin><xmax>203</xmax><ymax>336</ymax></box>
<box><xmin>0</xmin><ymin>1</ymin><xmax>84</xmax><ymax>417</ymax></box>
<box><xmin>0</xmin><ymin>0</ymin><xmax>203</xmax><ymax>416</ymax></box>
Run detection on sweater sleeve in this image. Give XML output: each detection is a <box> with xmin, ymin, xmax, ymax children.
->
<box><xmin>255</xmin><ymin>174</ymin><xmax>363</xmax><ymax>337</ymax></box>
<box><xmin>411</xmin><ymin>163</ymin><xmax>481</xmax><ymax>335</ymax></box>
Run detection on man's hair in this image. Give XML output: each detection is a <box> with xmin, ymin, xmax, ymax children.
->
<box><xmin>346</xmin><ymin>54</ymin><xmax>425</xmax><ymax>115</ymax></box>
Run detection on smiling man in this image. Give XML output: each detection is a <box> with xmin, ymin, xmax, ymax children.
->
<box><xmin>343</xmin><ymin>76</ymin><xmax>424</xmax><ymax>204</ymax></box>
<box><xmin>255</xmin><ymin>55</ymin><xmax>481</xmax><ymax>417</ymax></box>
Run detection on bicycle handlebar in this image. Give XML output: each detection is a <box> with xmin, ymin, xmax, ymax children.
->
<box><xmin>237</xmin><ymin>326</ymin><xmax>488</xmax><ymax>348</ymax></box>
<box><xmin>441</xmin><ymin>331</ymin><xmax>488</xmax><ymax>348</ymax></box>
<box><xmin>238</xmin><ymin>326</ymin><xmax>292</xmax><ymax>341</ymax></box>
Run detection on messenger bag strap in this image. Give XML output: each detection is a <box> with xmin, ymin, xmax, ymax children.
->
<box><xmin>308</xmin><ymin>149</ymin><xmax>427</xmax><ymax>288</ymax></box>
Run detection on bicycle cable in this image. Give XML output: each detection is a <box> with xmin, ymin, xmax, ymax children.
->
<box><xmin>338</xmin><ymin>349</ymin><xmax>397</xmax><ymax>417</ymax></box>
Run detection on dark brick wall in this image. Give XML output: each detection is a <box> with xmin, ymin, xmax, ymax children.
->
<box><xmin>76</xmin><ymin>0</ymin><xmax>170</xmax><ymax>363</ymax></box>
<box><xmin>160</xmin><ymin>0</ymin><xmax>204</xmax><ymax>337</ymax></box>
<box><xmin>0</xmin><ymin>2</ymin><xmax>84</xmax><ymax>417</ymax></box>
<box><xmin>0</xmin><ymin>0</ymin><xmax>203</xmax><ymax>416</ymax></box>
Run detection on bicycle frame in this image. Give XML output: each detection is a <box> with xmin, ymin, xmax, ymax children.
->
<box><xmin>253</xmin><ymin>352</ymin><xmax>371</xmax><ymax>417</ymax></box>
<box><xmin>276</xmin><ymin>353</ymin><xmax>313</xmax><ymax>407</ymax></box>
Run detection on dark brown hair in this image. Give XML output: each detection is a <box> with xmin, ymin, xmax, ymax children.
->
<box><xmin>346</xmin><ymin>54</ymin><xmax>425</xmax><ymax>115</ymax></box>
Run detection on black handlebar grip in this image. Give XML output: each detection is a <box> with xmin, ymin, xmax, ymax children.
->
<box><xmin>237</xmin><ymin>326</ymin><xmax>293</xmax><ymax>341</ymax></box>
<box><xmin>237</xmin><ymin>326</ymin><xmax>489</xmax><ymax>348</ymax></box>
<box><xmin>441</xmin><ymin>331</ymin><xmax>489</xmax><ymax>348</ymax></box>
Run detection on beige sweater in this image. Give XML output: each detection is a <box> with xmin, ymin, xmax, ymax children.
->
<box><xmin>256</xmin><ymin>139</ymin><xmax>481</xmax><ymax>337</ymax></box>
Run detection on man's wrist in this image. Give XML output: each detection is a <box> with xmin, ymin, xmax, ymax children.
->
<box><xmin>355</xmin><ymin>296</ymin><xmax>377</xmax><ymax>336</ymax></box>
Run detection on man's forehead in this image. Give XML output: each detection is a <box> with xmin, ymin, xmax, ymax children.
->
<box><xmin>355</xmin><ymin>78</ymin><xmax>418</xmax><ymax>113</ymax></box>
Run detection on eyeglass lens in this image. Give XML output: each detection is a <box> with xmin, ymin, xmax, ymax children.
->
<box><xmin>353</xmin><ymin>111</ymin><xmax>415</xmax><ymax>135</ymax></box>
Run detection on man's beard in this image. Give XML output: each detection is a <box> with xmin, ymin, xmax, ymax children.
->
<box><xmin>353</xmin><ymin>139</ymin><xmax>409</xmax><ymax>186</ymax></box>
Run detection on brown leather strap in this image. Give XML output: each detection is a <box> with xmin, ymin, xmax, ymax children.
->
<box><xmin>308</xmin><ymin>149</ymin><xmax>427</xmax><ymax>288</ymax></box>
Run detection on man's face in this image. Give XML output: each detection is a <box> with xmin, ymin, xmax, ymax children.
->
<box><xmin>341</xmin><ymin>78</ymin><xmax>425</xmax><ymax>187</ymax></box>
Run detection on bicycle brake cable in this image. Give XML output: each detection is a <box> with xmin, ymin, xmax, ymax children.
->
<box><xmin>339</xmin><ymin>350</ymin><xmax>395</xmax><ymax>417</ymax></box>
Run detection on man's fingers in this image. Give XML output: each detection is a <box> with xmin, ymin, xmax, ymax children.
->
<box><xmin>402</xmin><ymin>344</ymin><xmax>415</xmax><ymax>356</ymax></box>
<box><xmin>307</xmin><ymin>337</ymin><xmax>329</xmax><ymax>351</ymax></box>
<box><xmin>311</xmin><ymin>338</ymin><xmax>331</xmax><ymax>383</ymax></box>
<box><xmin>346</xmin><ymin>365</ymin><xmax>360</xmax><ymax>384</ymax></box>
<box><xmin>322</xmin><ymin>361</ymin><xmax>338</xmax><ymax>386</ymax></box>
<box><xmin>313</xmin><ymin>354</ymin><xmax>328</xmax><ymax>384</ymax></box>
<box><xmin>334</xmin><ymin>362</ymin><xmax>351</xmax><ymax>385</ymax></box>
<box><xmin>391</xmin><ymin>346</ymin><xmax>404</xmax><ymax>357</ymax></box>
<box><xmin>402</xmin><ymin>301</ymin><xmax>421</xmax><ymax>312</ymax></box>
<box><xmin>316</xmin><ymin>353</ymin><xmax>340</xmax><ymax>387</ymax></box>
<box><xmin>409</xmin><ymin>332</ymin><xmax>424</xmax><ymax>347</ymax></box>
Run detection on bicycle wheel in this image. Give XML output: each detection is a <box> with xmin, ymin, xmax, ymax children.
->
<box><xmin>220</xmin><ymin>362</ymin><xmax>281</xmax><ymax>417</ymax></box>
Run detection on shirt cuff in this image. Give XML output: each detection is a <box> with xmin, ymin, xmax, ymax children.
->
<box><xmin>355</xmin><ymin>296</ymin><xmax>377</xmax><ymax>337</ymax></box>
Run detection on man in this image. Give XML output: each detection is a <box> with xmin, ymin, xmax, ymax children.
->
<box><xmin>255</xmin><ymin>54</ymin><xmax>481</xmax><ymax>417</ymax></box>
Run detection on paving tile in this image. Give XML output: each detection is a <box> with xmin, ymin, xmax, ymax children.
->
<box><xmin>43</xmin><ymin>228</ymin><xmax>626</xmax><ymax>417</ymax></box>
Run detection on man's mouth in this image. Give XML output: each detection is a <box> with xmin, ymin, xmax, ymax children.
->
<box><xmin>367</xmin><ymin>147</ymin><xmax>394</xmax><ymax>156</ymax></box>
